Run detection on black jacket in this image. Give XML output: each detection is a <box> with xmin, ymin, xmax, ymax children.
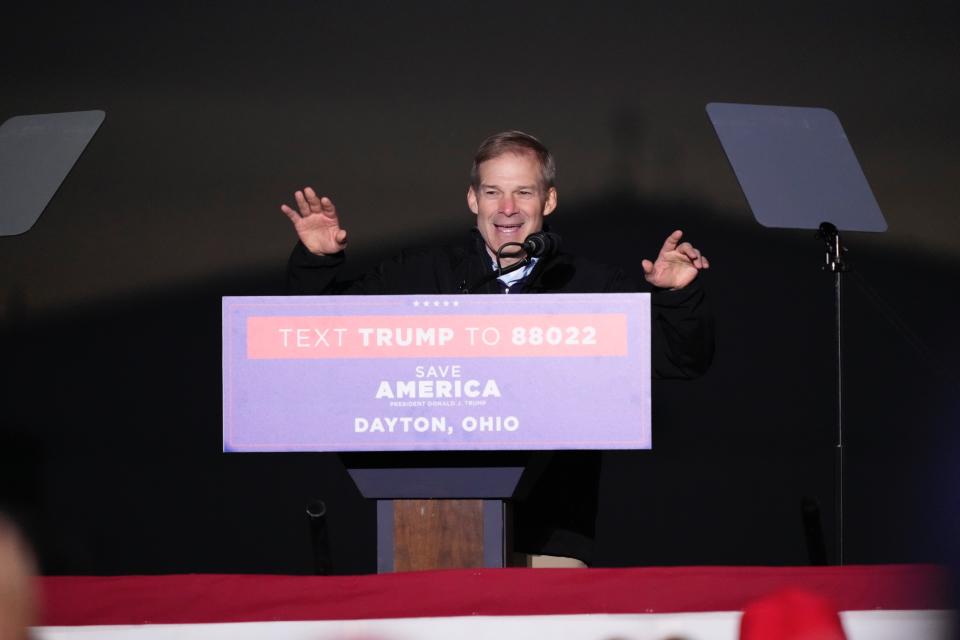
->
<box><xmin>288</xmin><ymin>230</ymin><xmax>713</xmax><ymax>379</ymax></box>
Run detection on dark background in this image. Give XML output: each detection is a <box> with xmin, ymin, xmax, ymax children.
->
<box><xmin>1</xmin><ymin>1</ymin><xmax>958</xmax><ymax>575</ymax></box>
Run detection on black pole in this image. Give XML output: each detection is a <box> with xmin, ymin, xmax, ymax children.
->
<box><xmin>817</xmin><ymin>222</ymin><xmax>847</xmax><ymax>565</ymax></box>
<box><xmin>834</xmin><ymin>267</ymin><xmax>844</xmax><ymax>566</ymax></box>
<box><xmin>306</xmin><ymin>499</ymin><xmax>332</xmax><ymax>575</ymax></box>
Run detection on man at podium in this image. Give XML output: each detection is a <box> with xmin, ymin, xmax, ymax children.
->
<box><xmin>280</xmin><ymin>130</ymin><xmax>713</xmax><ymax>566</ymax></box>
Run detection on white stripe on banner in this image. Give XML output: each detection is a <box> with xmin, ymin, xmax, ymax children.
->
<box><xmin>35</xmin><ymin>610</ymin><xmax>955</xmax><ymax>640</ymax></box>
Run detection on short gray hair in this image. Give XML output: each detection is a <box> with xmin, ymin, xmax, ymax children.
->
<box><xmin>469</xmin><ymin>130</ymin><xmax>556</xmax><ymax>190</ymax></box>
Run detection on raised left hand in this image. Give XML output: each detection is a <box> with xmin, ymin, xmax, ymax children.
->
<box><xmin>642</xmin><ymin>230</ymin><xmax>710</xmax><ymax>290</ymax></box>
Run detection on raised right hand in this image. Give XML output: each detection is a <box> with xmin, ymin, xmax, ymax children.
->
<box><xmin>280</xmin><ymin>187</ymin><xmax>348</xmax><ymax>256</ymax></box>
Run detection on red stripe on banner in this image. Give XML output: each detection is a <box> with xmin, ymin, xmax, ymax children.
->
<box><xmin>37</xmin><ymin>565</ymin><xmax>951</xmax><ymax>626</ymax></box>
<box><xmin>246</xmin><ymin>314</ymin><xmax>629</xmax><ymax>359</ymax></box>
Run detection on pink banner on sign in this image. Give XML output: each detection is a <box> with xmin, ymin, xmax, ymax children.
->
<box><xmin>247</xmin><ymin>314</ymin><xmax>628</xmax><ymax>359</ymax></box>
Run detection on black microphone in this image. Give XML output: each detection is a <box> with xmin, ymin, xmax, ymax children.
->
<box><xmin>460</xmin><ymin>231</ymin><xmax>561</xmax><ymax>293</ymax></box>
<box><xmin>521</xmin><ymin>231</ymin><xmax>561</xmax><ymax>258</ymax></box>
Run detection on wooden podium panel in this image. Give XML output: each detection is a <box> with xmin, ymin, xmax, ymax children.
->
<box><xmin>394</xmin><ymin>500</ymin><xmax>485</xmax><ymax>571</ymax></box>
<box><xmin>378</xmin><ymin>498</ymin><xmax>511</xmax><ymax>572</ymax></box>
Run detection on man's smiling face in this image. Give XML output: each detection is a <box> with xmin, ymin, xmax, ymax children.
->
<box><xmin>467</xmin><ymin>150</ymin><xmax>557</xmax><ymax>266</ymax></box>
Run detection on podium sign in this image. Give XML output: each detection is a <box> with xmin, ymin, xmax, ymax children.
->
<box><xmin>223</xmin><ymin>293</ymin><xmax>651</xmax><ymax>452</ymax></box>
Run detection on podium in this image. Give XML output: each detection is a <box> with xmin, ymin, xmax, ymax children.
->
<box><xmin>223</xmin><ymin>293</ymin><xmax>652</xmax><ymax>572</ymax></box>
<box><xmin>344</xmin><ymin>452</ymin><xmax>549</xmax><ymax>571</ymax></box>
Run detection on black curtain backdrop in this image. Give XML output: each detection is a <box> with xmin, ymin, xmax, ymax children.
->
<box><xmin>2</xmin><ymin>1</ymin><xmax>958</xmax><ymax>575</ymax></box>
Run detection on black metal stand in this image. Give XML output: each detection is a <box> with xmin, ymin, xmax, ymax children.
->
<box><xmin>707</xmin><ymin>103</ymin><xmax>888</xmax><ymax>567</ymax></box>
<box><xmin>816</xmin><ymin>222</ymin><xmax>848</xmax><ymax>565</ymax></box>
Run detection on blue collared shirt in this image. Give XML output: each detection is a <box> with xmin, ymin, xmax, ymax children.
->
<box><xmin>493</xmin><ymin>257</ymin><xmax>539</xmax><ymax>293</ymax></box>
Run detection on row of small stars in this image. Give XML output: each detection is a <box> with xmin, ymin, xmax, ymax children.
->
<box><xmin>412</xmin><ymin>300</ymin><xmax>460</xmax><ymax>307</ymax></box>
